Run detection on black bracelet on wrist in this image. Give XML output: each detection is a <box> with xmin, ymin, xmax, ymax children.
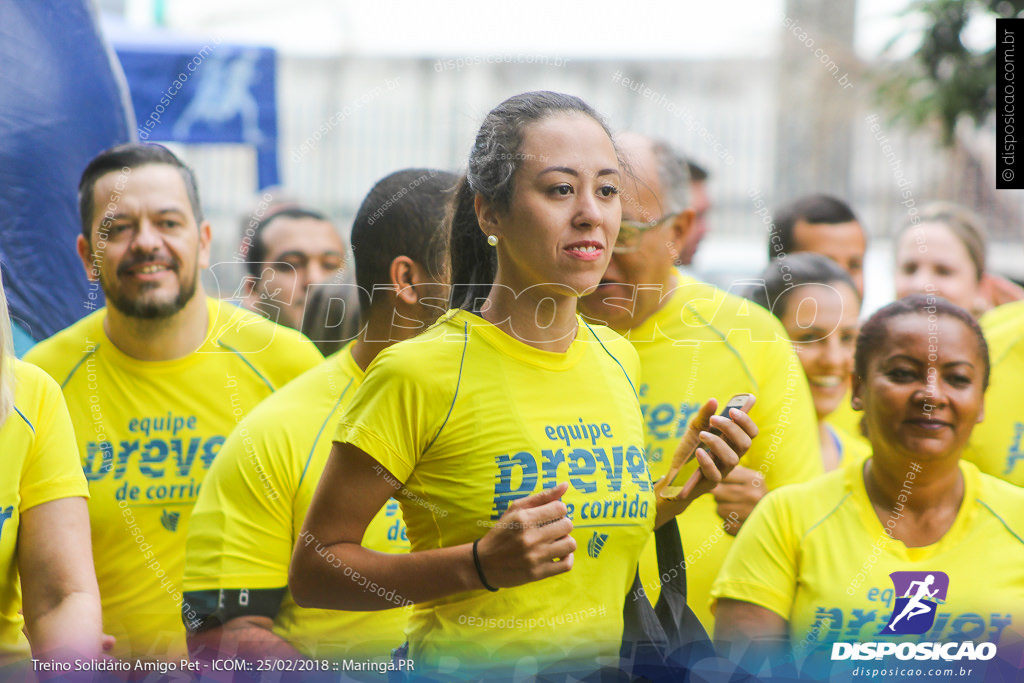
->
<box><xmin>472</xmin><ymin>538</ymin><xmax>499</xmax><ymax>592</ymax></box>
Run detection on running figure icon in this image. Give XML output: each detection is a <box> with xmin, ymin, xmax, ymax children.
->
<box><xmin>886</xmin><ymin>574</ymin><xmax>939</xmax><ymax>632</ymax></box>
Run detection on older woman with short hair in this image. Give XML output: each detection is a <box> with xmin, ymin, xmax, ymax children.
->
<box><xmin>713</xmin><ymin>294</ymin><xmax>1024</xmax><ymax>680</ymax></box>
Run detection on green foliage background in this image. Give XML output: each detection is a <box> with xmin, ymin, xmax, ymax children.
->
<box><xmin>878</xmin><ymin>0</ymin><xmax>1024</xmax><ymax>143</ymax></box>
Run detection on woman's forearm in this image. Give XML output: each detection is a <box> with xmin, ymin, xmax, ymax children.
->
<box><xmin>295</xmin><ymin>447</ymin><xmax>575</xmax><ymax>610</ymax></box>
<box><xmin>290</xmin><ymin>537</ymin><xmax>480</xmax><ymax>611</ymax></box>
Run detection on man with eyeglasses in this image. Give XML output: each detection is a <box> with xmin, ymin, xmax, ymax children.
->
<box><xmin>578</xmin><ymin>132</ymin><xmax>822</xmax><ymax>635</ymax></box>
<box><xmin>240</xmin><ymin>206</ymin><xmax>347</xmax><ymax>331</ymax></box>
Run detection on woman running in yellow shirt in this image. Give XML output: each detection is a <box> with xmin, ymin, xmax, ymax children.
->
<box><xmin>291</xmin><ymin>91</ymin><xmax>757</xmax><ymax>680</ymax></box>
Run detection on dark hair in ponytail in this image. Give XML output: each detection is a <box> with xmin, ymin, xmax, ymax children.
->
<box><xmin>446</xmin><ymin>91</ymin><xmax>615</xmax><ymax>310</ymax></box>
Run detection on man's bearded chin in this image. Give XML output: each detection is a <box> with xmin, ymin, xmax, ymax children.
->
<box><xmin>101</xmin><ymin>268</ymin><xmax>198</xmax><ymax>320</ymax></box>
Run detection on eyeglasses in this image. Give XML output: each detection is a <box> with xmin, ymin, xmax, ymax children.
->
<box><xmin>613</xmin><ymin>213</ymin><xmax>676</xmax><ymax>253</ymax></box>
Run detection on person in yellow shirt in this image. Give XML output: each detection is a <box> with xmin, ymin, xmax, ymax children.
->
<box><xmin>713</xmin><ymin>294</ymin><xmax>1024</xmax><ymax>681</ymax></box>
<box><xmin>183</xmin><ymin>168</ymin><xmax>456</xmax><ymax>667</ymax></box>
<box><xmin>894</xmin><ymin>202</ymin><xmax>1024</xmax><ymax>318</ymax></box>
<box><xmin>746</xmin><ymin>253</ymin><xmax>870</xmax><ymax>470</ymax></box>
<box><xmin>0</xmin><ymin>269</ymin><xmax>103</xmax><ymax>678</ymax></box>
<box><xmin>577</xmin><ymin>132</ymin><xmax>822</xmax><ymax>633</ymax></box>
<box><xmin>290</xmin><ymin>92</ymin><xmax>757</xmax><ymax>681</ymax></box>
<box><xmin>963</xmin><ymin>299</ymin><xmax>1024</xmax><ymax>484</ymax></box>
<box><xmin>25</xmin><ymin>143</ymin><xmax>321</xmax><ymax>662</ymax></box>
<box><xmin>980</xmin><ymin>297</ymin><xmax>1024</xmax><ymax>330</ymax></box>
<box><xmin>762</xmin><ymin>192</ymin><xmax>869</xmax><ymax>441</ymax></box>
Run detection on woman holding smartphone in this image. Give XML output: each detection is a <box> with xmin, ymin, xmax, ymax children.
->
<box><xmin>290</xmin><ymin>91</ymin><xmax>757</xmax><ymax>680</ymax></box>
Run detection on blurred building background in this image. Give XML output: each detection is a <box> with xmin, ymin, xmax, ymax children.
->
<box><xmin>97</xmin><ymin>0</ymin><xmax>1024</xmax><ymax>316</ymax></box>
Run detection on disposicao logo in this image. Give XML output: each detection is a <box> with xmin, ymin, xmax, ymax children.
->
<box><xmin>832</xmin><ymin>571</ymin><xmax>997</xmax><ymax>662</ymax></box>
<box><xmin>881</xmin><ymin>571</ymin><xmax>948</xmax><ymax>635</ymax></box>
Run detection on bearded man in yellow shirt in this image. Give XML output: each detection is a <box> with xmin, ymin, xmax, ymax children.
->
<box><xmin>26</xmin><ymin>143</ymin><xmax>322</xmax><ymax>661</ymax></box>
<box><xmin>578</xmin><ymin>132</ymin><xmax>822</xmax><ymax>632</ymax></box>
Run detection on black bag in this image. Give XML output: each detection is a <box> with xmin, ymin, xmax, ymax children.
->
<box><xmin>620</xmin><ymin>517</ymin><xmax>716</xmax><ymax>681</ymax></box>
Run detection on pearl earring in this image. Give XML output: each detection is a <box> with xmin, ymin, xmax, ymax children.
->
<box><xmin>487</xmin><ymin>235</ymin><xmax>499</xmax><ymax>247</ymax></box>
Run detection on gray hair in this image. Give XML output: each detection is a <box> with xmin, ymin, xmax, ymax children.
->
<box><xmin>650</xmin><ymin>139</ymin><xmax>691</xmax><ymax>215</ymax></box>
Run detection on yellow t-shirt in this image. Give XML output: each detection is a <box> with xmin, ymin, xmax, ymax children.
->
<box><xmin>828</xmin><ymin>423</ymin><xmax>871</xmax><ymax>467</ymax></box>
<box><xmin>24</xmin><ymin>298</ymin><xmax>322</xmax><ymax>660</ymax></box>
<box><xmin>335</xmin><ymin>310</ymin><xmax>655</xmax><ymax>679</ymax></box>
<box><xmin>980</xmin><ymin>299</ymin><xmax>1024</xmax><ymax>330</ymax></box>
<box><xmin>712</xmin><ymin>458</ymin><xmax>1024</xmax><ymax>670</ymax></box>
<box><xmin>825</xmin><ymin>389</ymin><xmax>868</xmax><ymax>447</ymax></box>
<box><xmin>184</xmin><ymin>344</ymin><xmax>409</xmax><ymax>659</ymax></box>
<box><xmin>609</xmin><ymin>276</ymin><xmax>823</xmax><ymax>631</ymax></box>
<box><xmin>964</xmin><ymin>301</ymin><xmax>1024</xmax><ymax>485</ymax></box>
<box><xmin>0</xmin><ymin>360</ymin><xmax>88</xmax><ymax>665</ymax></box>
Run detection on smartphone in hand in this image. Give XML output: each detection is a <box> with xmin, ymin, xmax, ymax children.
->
<box><xmin>659</xmin><ymin>393</ymin><xmax>756</xmax><ymax>499</ymax></box>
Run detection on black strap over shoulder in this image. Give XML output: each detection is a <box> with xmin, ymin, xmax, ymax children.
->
<box><xmin>621</xmin><ymin>517</ymin><xmax>715</xmax><ymax>681</ymax></box>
